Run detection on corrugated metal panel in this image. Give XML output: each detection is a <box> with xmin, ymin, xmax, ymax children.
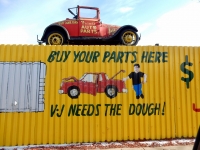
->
<box><xmin>0</xmin><ymin>45</ymin><xmax>199</xmax><ymax>146</ymax></box>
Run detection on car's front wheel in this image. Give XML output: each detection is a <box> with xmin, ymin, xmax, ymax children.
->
<box><xmin>105</xmin><ymin>85</ymin><xmax>118</xmax><ymax>99</ymax></box>
<box><xmin>120</xmin><ymin>29</ymin><xmax>139</xmax><ymax>46</ymax></box>
<box><xmin>46</xmin><ymin>31</ymin><xmax>65</xmax><ymax>45</ymax></box>
<box><xmin>67</xmin><ymin>86</ymin><xmax>80</xmax><ymax>99</ymax></box>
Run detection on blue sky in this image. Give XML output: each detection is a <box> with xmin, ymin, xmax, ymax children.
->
<box><xmin>0</xmin><ymin>0</ymin><xmax>200</xmax><ymax>46</ymax></box>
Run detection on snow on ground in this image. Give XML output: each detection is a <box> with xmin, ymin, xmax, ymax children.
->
<box><xmin>0</xmin><ymin>138</ymin><xmax>195</xmax><ymax>149</ymax></box>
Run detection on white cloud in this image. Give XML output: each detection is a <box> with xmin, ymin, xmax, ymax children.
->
<box><xmin>138</xmin><ymin>23</ymin><xmax>152</xmax><ymax>33</ymax></box>
<box><xmin>100</xmin><ymin>0</ymin><xmax>143</xmax><ymax>21</ymax></box>
<box><xmin>0</xmin><ymin>0</ymin><xmax>85</xmax><ymax>45</ymax></box>
<box><xmin>0</xmin><ymin>26</ymin><xmax>30</xmax><ymax>44</ymax></box>
<box><xmin>119</xmin><ymin>7</ymin><xmax>133</xmax><ymax>13</ymax></box>
<box><xmin>139</xmin><ymin>1</ymin><xmax>200</xmax><ymax>46</ymax></box>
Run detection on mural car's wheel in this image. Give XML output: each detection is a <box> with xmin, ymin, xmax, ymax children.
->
<box><xmin>67</xmin><ymin>86</ymin><xmax>80</xmax><ymax>99</ymax></box>
<box><xmin>46</xmin><ymin>31</ymin><xmax>65</xmax><ymax>45</ymax></box>
<box><xmin>120</xmin><ymin>29</ymin><xmax>139</xmax><ymax>46</ymax></box>
<box><xmin>105</xmin><ymin>85</ymin><xmax>118</xmax><ymax>99</ymax></box>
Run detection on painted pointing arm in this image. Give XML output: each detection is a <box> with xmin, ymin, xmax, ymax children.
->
<box><xmin>143</xmin><ymin>74</ymin><xmax>147</xmax><ymax>83</ymax></box>
<box><xmin>122</xmin><ymin>76</ymin><xmax>129</xmax><ymax>82</ymax></box>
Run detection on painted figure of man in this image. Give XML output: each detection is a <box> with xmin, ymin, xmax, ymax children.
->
<box><xmin>123</xmin><ymin>64</ymin><xmax>147</xmax><ymax>99</ymax></box>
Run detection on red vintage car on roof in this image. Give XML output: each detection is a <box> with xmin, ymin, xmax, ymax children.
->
<box><xmin>38</xmin><ymin>5</ymin><xmax>140</xmax><ymax>46</ymax></box>
<box><xmin>58</xmin><ymin>70</ymin><xmax>128</xmax><ymax>99</ymax></box>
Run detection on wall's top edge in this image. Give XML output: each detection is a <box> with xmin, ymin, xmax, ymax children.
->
<box><xmin>0</xmin><ymin>44</ymin><xmax>199</xmax><ymax>47</ymax></box>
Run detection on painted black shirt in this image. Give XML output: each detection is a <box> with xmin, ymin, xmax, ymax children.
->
<box><xmin>128</xmin><ymin>72</ymin><xmax>144</xmax><ymax>85</ymax></box>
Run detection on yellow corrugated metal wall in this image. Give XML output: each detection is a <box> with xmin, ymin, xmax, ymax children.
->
<box><xmin>0</xmin><ymin>45</ymin><xmax>199</xmax><ymax>146</ymax></box>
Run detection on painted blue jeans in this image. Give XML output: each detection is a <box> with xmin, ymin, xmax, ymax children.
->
<box><xmin>133</xmin><ymin>84</ymin><xmax>142</xmax><ymax>96</ymax></box>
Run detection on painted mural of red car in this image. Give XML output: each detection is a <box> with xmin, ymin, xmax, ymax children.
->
<box><xmin>58</xmin><ymin>70</ymin><xmax>128</xmax><ymax>99</ymax></box>
<box><xmin>37</xmin><ymin>5</ymin><xmax>140</xmax><ymax>46</ymax></box>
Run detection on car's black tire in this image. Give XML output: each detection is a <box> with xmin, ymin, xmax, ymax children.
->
<box><xmin>45</xmin><ymin>31</ymin><xmax>65</xmax><ymax>45</ymax></box>
<box><xmin>120</xmin><ymin>29</ymin><xmax>139</xmax><ymax>46</ymax></box>
<box><xmin>67</xmin><ymin>86</ymin><xmax>80</xmax><ymax>99</ymax></box>
<box><xmin>105</xmin><ymin>85</ymin><xmax>118</xmax><ymax>99</ymax></box>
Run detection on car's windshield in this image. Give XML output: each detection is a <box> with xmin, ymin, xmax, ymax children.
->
<box><xmin>80</xmin><ymin>74</ymin><xmax>98</xmax><ymax>83</ymax></box>
<box><xmin>80</xmin><ymin>74</ymin><xmax>86</xmax><ymax>80</ymax></box>
<box><xmin>79</xmin><ymin>8</ymin><xmax>97</xmax><ymax>18</ymax></box>
<box><xmin>68</xmin><ymin>7</ymin><xmax>77</xmax><ymax>18</ymax></box>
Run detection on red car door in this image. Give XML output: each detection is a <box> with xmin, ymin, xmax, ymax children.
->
<box><xmin>81</xmin><ymin>74</ymin><xmax>98</xmax><ymax>96</ymax></box>
<box><xmin>96</xmin><ymin>74</ymin><xmax>108</xmax><ymax>93</ymax></box>
<box><xmin>78</xmin><ymin>7</ymin><xmax>100</xmax><ymax>37</ymax></box>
